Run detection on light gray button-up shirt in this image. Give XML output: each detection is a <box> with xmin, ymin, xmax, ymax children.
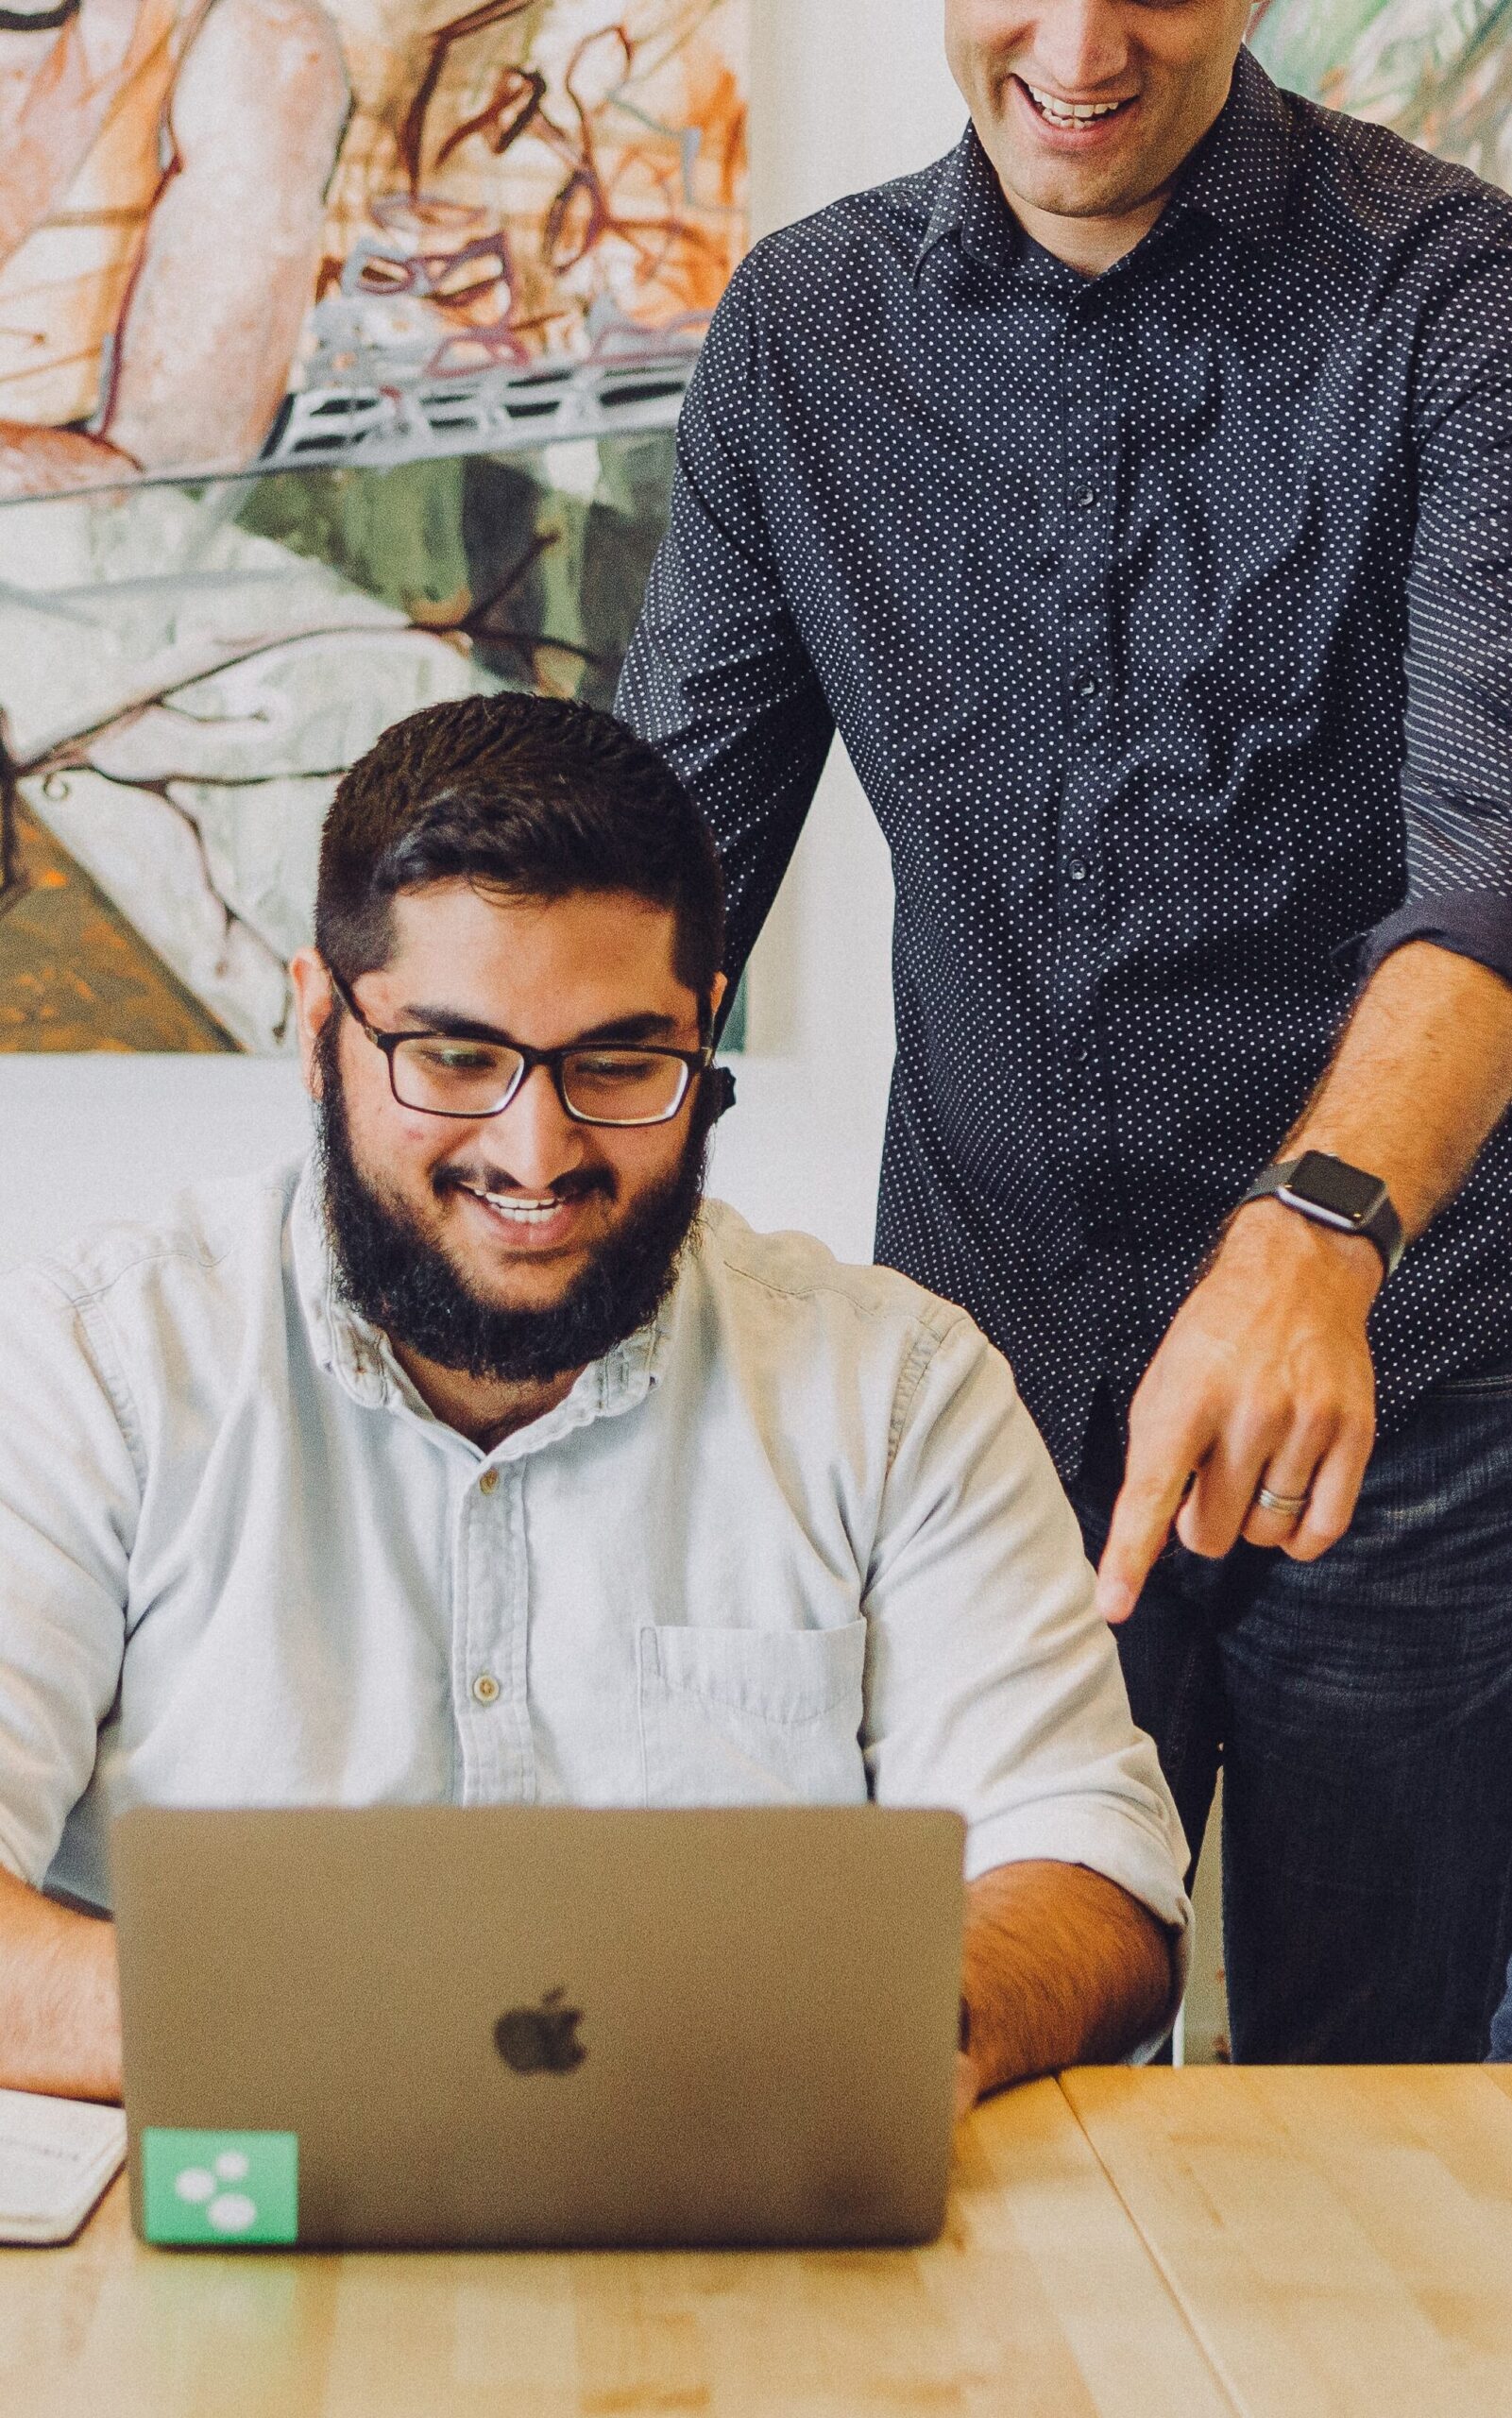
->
<box><xmin>0</xmin><ymin>1162</ymin><xmax>1189</xmax><ymax>1963</ymax></box>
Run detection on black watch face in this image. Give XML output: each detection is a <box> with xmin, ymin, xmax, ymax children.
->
<box><xmin>1287</xmin><ymin>1151</ymin><xmax>1383</xmax><ymax>1226</ymax></box>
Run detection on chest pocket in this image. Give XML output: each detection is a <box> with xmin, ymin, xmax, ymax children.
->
<box><xmin>637</xmin><ymin>1622</ymin><xmax>869</xmax><ymax>1808</ymax></box>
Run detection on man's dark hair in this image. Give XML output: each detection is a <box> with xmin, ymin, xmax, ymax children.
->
<box><xmin>314</xmin><ymin>692</ymin><xmax>724</xmax><ymax>1011</ymax></box>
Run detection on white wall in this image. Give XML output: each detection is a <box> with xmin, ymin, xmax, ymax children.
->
<box><xmin>711</xmin><ymin>0</ymin><xmax>962</xmax><ymax>1255</ymax></box>
<box><xmin>0</xmin><ymin>0</ymin><xmax>964</xmax><ymax>1277</ymax></box>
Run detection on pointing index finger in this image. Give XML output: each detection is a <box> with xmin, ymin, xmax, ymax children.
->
<box><xmin>1094</xmin><ymin>1434</ymin><xmax>1197</xmax><ymax>1626</ymax></box>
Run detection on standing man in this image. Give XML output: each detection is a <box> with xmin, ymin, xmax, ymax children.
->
<box><xmin>619</xmin><ymin>2</ymin><xmax>1512</xmax><ymax>2062</ymax></box>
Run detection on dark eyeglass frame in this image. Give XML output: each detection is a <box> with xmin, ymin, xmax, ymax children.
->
<box><xmin>325</xmin><ymin>963</ymin><xmax>714</xmax><ymax>1128</ymax></box>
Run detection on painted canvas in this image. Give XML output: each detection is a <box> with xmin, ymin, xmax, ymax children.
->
<box><xmin>1250</xmin><ymin>2</ymin><xmax>1512</xmax><ymax>191</ymax></box>
<box><xmin>0</xmin><ymin>0</ymin><xmax>746</xmax><ymax>494</ymax></box>
<box><xmin>0</xmin><ymin>0</ymin><xmax>746</xmax><ymax>1055</ymax></box>
<box><xmin>0</xmin><ymin>435</ymin><xmax>685</xmax><ymax>1051</ymax></box>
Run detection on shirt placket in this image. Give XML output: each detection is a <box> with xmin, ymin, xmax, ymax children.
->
<box><xmin>451</xmin><ymin>1456</ymin><xmax>535</xmax><ymax>1803</ymax></box>
<box><xmin>1051</xmin><ymin>279</ymin><xmax>1139</xmax><ymax>1353</ymax></box>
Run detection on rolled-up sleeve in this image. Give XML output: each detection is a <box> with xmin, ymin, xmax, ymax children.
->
<box><xmin>0</xmin><ymin>1269</ymin><xmax>139</xmax><ymax>1884</ymax></box>
<box><xmin>617</xmin><ymin>253</ymin><xmax>835</xmax><ymax>991</ymax></box>
<box><xmin>1361</xmin><ymin>225</ymin><xmax>1512</xmax><ymax>985</ymax></box>
<box><xmin>861</xmin><ymin>1312</ymin><xmax>1190</xmax><ymax>1973</ymax></box>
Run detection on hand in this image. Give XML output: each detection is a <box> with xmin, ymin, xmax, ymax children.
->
<box><xmin>1095</xmin><ymin>1201</ymin><xmax>1380</xmax><ymax>1625</ymax></box>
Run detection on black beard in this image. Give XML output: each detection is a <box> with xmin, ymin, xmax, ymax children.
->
<box><xmin>314</xmin><ymin>1020</ymin><xmax>712</xmax><ymax>1385</ymax></box>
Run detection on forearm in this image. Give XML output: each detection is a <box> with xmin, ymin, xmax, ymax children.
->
<box><xmin>959</xmin><ymin>1860</ymin><xmax>1177</xmax><ymax>2098</ymax></box>
<box><xmin>1282</xmin><ymin>941</ymin><xmax>1512</xmax><ymax>1235</ymax></box>
<box><xmin>0</xmin><ymin>1864</ymin><xmax>121</xmax><ymax>2102</ymax></box>
<box><xmin>1096</xmin><ymin>939</ymin><xmax>1512</xmax><ymax>1615</ymax></box>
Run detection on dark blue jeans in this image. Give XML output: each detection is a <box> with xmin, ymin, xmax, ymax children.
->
<box><xmin>1070</xmin><ymin>1369</ymin><xmax>1512</xmax><ymax>2063</ymax></box>
<box><xmin>1493</xmin><ymin>1963</ymin><xmax>1512</xmax><ymax>2061</ymax></box>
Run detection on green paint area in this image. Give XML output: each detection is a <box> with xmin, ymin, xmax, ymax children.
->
<box><xmin>721</xmin><ymin>974</ymin><xmax>748</xmax><ymax>1055</ymax></box>
<box><xmin>235</xmin><ymin>458</ymin><xmax>472</xmax><ymax>618</ymax></box>
<box><xmin>1249</xmin><ymin>2</ymin><xmax>1512</xmax><ymax>186</ymax></box>
<box><xmin>235</xmin><ymin>434</ymin><xmax>676</xmax><ymax>711</ymax></box>
<box><xmin>142</xmin><ymin>2128</ymin><xmax>299</xmax><ymax>2247</ymax></box>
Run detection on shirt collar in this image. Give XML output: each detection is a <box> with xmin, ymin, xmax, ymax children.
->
<box><xmin>915</xmin><ymin>45</ymin><xmax>1289</xmax><ymax>281</ymax></box>
<box><xmin>290</xmin><ymin>1155</ymin><xmax>673</xmax><ymax>1459</ymax></box>
<box><xmin>916</xmin><ymin>121</ymin><xmax>1019</xmax><ymax>278</ymax></box>
<box><xmin>1171</xmin><ymin>46</ymin><xmax>1290</xmax><ymax>257</ymax></box>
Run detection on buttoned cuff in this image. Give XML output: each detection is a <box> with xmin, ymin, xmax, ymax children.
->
<box><xmin>1346</xmin><ymin>891</ymin><xmax>1512</xmax><ymax>987</ymax></box>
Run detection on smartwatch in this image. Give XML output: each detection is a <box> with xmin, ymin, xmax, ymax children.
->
<box><xmin>1238</xmin><ymin>1150</ymin><xmax>1405</xmax><ymax>1279</ymax></box>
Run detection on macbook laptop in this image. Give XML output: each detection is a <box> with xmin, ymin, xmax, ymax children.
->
<box><xmin>112</xmin><ymin>1803</ymin><xmax>965</xmax><ymax>2251</ymax></box>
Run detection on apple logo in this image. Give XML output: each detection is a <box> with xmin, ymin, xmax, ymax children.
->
<box><xmin>494</xmin><ymin>1986</ymin><xmax>586</xmax><ymax>2074</ymax></box>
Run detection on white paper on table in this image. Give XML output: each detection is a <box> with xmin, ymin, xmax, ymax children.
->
<box><xmin>0</xmin><ymin>2087</ymin><xmax>126</xmax><ymax>2245</ymax></box>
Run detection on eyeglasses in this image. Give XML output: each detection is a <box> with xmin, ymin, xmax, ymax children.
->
<box><xmin>327</xmin><ymin>966</ymin><xmax>713</xmax><ymax>1128</ymax></box>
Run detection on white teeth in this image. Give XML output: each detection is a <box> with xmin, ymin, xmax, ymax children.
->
<box><xmin>1027</xmin><ymin>84</ymin><xmax>1127</xmax><ymax>123</ymax></box>
<box><xmin>471</xmin><ymin>1189</ymin><xmax>563</xmax><ymax>1223</ymax></box>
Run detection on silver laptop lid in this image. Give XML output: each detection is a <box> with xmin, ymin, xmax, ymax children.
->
<box><xmin>112</xmin><ymin>1804</ymin><xmax>965</xmax><ymax>2250</ymax></box>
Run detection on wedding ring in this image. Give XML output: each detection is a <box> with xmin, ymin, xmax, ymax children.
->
<box><xmin>1255</xmin><ymin>1484</ymin><xmax>1309</xmax><ymax>1518</ymax></box>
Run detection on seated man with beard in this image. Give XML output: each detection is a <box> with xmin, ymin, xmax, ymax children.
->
<box><xmin>0</xmin><ymin>693</ymin><xmax>1189</xmax><ymax>2110</ymax></box>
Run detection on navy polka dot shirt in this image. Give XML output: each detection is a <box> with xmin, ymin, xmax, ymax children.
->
<box><xmin>620</xmin><ymin>49</ymin><xmax>1512</xmax><ymax>1480</ymax></box>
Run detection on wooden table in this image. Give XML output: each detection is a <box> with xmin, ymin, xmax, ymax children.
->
<box><xmin>5</xmin><ymin>2069</ymin><xmax>1512</xmax><ymax>2417</ymax></box>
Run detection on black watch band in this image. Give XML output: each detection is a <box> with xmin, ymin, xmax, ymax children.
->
<box><xmin>1239</xmin><ymin>1150</ymin><xmax>1405</xmax><ymax>1279</ymax></box>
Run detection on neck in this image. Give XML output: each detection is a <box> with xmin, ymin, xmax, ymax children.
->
<box><xmin>391</xmin><ymin>1342</ymin><xmax>583</xmax><ymax>1450</ymax></box>
<box><xmin>1006</xmin><ymin>186</ymin><xmax>1169</xmax><ymax>277</ymax></box>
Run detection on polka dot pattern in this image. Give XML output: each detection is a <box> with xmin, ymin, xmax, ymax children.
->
<box><xmin>620</xmin><ymin>49</ymin><xmax>1512</xmax><ymax>1479</ymax></box>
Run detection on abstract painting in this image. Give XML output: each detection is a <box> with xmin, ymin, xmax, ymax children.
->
<box><xmin>0</xmin><ymin>0</ymin><xmax>745</xmax><ymax>494</ymax></box>
<box><xmin>0</xmin><ymin>1</ymin><xmax>746</xmax><ymax>1054</ymax></box>
<box><xmin>1250</xmin><ymin>1</ymin><xmax>1512</xmax><ymax>191</ymax></box>
<box><xmin>0</xmin><ymin>436</ymin><xmax>682</xmax><ymax>1051</ymax></box>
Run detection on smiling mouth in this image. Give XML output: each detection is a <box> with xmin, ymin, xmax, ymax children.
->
<box><xmin>459</xmin><ymin>1185</ymin><xmax>578</xmax><ymax>1229</ymax></box>
<box><xmin>1018</xmin><ymin>78</ymin><xmax>1137</xmax><ymax>130</ymax></box>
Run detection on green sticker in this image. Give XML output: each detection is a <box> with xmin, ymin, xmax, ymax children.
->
<box><xmin>142</xmin><ymin>2129</ymin><xmax>298</xmax><ymax>2246</ymax></box>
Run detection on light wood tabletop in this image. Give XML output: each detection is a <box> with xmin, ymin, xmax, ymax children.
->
<box><xmin>5</xmin><ymin>2069</ymin><xmax>1512</xmax><ymax>2417</ymax></box>
<box><xmin>0</xmin><ymin>2078</ymin><xmax>1222</xmax><ymax>2418</ymax></box>
<box><xmin>1064</xmin><ymin>2065</ymin><xmax>1512</xmax><ymax>2418</ymax></box>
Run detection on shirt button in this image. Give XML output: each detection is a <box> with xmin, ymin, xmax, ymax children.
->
<box><xmin>1069</xmin><ymin>859</ymin><xmax>1089</xmax><ymax>882</ymax></box>
<box><xmin>1070</xmin><ymin>1045</ymin><xmax>1091</xmax><ymax>1069</ymax></box>
<box><xmin>1075</xmin><ymin>486</ymin><xmax>1096</xmax><ymax>508</ymax></box>
<box><xmin>472</xmin><ymin>1672</ymin><xmax>501</xmax><ymax>1705</ymax></box>
<box><xmin>479</xmin><ymin>1468</ymin><xmax>500</xmax><ymax>1494</ymax></box>
<box><xmin>1076</xmin><ymin>674</ymin><xmax>1098</xmax><ymax>699</ymax></box>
